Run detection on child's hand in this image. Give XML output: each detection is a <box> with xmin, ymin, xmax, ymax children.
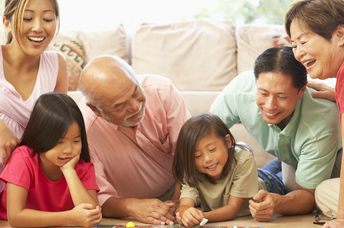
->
<box><xmin>70</xmin><ymin>203</ymin><xmax>102</xmax><ymax>227</ymax></box>
<box><xmin>61</xmin><ymin>154</ymin><xmax>80</xmax><ymax>172</ymax></box>
<box><xmin>178</xmin><ymin>207</ymin><xmax>204</xmax><ymax>228</ymax></box>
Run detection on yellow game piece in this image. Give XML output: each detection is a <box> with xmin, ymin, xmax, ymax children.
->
<box><xmin>126</xmin><ymin>221</ymin><xmax>135</xmax><ymax>228</ymax></box>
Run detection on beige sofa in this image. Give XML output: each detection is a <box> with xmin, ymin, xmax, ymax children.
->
<box><xmin>54</xmin><ymin>20</ymin><xmax>291</xmax><ymax>167</ymax></box>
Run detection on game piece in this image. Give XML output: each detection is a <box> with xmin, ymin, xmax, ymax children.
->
<box><xmin>126</xmin><ymin>221</ymin><xmax>135</xmax><ymax>228</ymax></box>
<box><xmin>200</xmin><ymin>218</ymin><xmax>208</xmax><ymax>226</ymax></box>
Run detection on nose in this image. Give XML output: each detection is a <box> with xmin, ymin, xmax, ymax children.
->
<box><xmin>293</xmin><ymin>46</ymin><xmax>304</xmax><ymax>62</ymax></box>
<box><xmin>203</xmin><ymin>152</ymin><xmax>213</xmax><ymax>164</ymax></box>
<box><xmin>127</xmin><ymin>98</ymin><xmax>140</xmax><ymax>113</ymax></box>
<box><xmin>63</xmin><ymin>141</ymin><xmax>73</xmax><ymax>154</ymax></box>
<box><xmin>32</xmin><ymin>18</ymin><xmax>43</xmax><ymax>32</ymax></box>
<box><xmin>265</xmin><ymin>96</ymin><xmax>278</xmax><ymax>110</ymax></box>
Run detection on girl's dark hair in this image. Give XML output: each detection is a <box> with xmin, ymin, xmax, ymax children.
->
<box><xmin>4</xmin><ymin>0</ymin><xmax>60</xmax><ymax>44</ymax></box>
<box><xmin>172</xmin><ymin>113</ymin><xmax>236</xmax><ymax>187</ymax></box>
<box><xmin>285</xmin><ymin>0</ymin><xmax>344</xmax><ymax>41</ymax></box>
<box><xmin>254</xmin><ymin>46</ymin><xmax>307</xmax><ymax>91</ymax></box>
<box><xmin>20</xmin><ymin>93</ymin><xmax>90</xmax><ymax>162</ymax></box>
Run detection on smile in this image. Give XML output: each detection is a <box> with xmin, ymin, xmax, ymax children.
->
<box><xmin>206</xmin><ymin>163</ymin><xmax>218</xmax><ymax>171</ymax></box>
<box><xmin>28</xmin><ymin>36</ymin><xmax>45</xmax><ymax>42</ymax></box>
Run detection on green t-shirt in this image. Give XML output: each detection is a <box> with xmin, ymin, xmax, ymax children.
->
<box><xmin>210</xmin><ymin>70</ymin><xmax>341</xmax><ymax>189</ymax></box>
<box><xmin>180</xmin><ymin>148</ymin><xmax>263</xmax><ymax>217</ymax></box>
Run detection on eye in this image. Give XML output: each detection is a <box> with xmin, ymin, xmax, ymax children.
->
<box><xmin>44</xmin><ymin>18</ymin><xmax>54</xmax><ymax>22</ymax></box>
<box><xmin>209</xmin><ymin>147</ymin><xmax>216</xmax><ymax>152</ymax></box>
<box><xmin>74</xmin><ymin>139</ymin><xmax>81</xmax><ymax>143</ymax></box>
<box><xmin>194</xmin><ymin>153</ymin><xmax>202</xmax><ymax>159</ymax></box>
<box><xmin>23</xmin><ymin>18</ymin><xmax>32</xmax><ymax>22</ymax></box>
<box><xmin>278</xmin><ymin>96</ymin><xmax>287</xmax><ymax>100</ymax></box>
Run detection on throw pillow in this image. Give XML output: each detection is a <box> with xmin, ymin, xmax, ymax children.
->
<box><xmin>51</xmin><ymin>39</ymin><xmax>86</xmax><ymax>91</ymax></box>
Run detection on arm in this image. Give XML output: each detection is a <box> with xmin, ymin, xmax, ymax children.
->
<box><xmin>101</xmin><ymin>196</ymin><xmax>175</xmax><ymax>225</ymax></box>
<box><xmin>54</xmin><ymin>53</ymin><xmax>68</xmax><ymax>93</ymax></box>
<box><xmin>204</xmin><ymin>196</ymin><xmax>244</xmax><ymax>221</ymax></box>
<box><xmin>176</xmin><ymin>198</ymin><xmax>203</xmax><ymax>227</ymax></box>
<box><xmin>0</xmin><ymin>119</ymin><xmax>19</xmax><ymax>164</ymax></box>
<box><xmin>7</xmin><ymin>183</ymin><xmax>101</xmax><ymax>227</ymax></box>
<box><xmin>336</xmin><ymin>114</ymin><xmax>344</xmax><ymax>220</ymax></box>
<box><xmin>61</xmin><ymin>155</ymin><xmax>99</xmax><ymax>208</ymax></box>
<box><xmin>249</xmin><ymin>185</ymin><xmax>314</xmax><ymax>222</ymax></box>
<box><xmin>307</xmin><ymin>80</ymin><xmax>336</xmax><ymax>102</ymax></box>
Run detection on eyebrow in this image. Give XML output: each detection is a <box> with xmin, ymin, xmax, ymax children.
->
<box><xmin>258</xmin><ymin>88</ymin><xmax>287</xmax><ymax>95</ymax></box>
<box><xmin>113</xmin><ymin>84</ymin><xmax>138</xmax><ymax>107</ymax></box>
<box><xmin>25</xmin><ymin>9</ymin><xmax>55</xmax><ymax>13</ymax></box>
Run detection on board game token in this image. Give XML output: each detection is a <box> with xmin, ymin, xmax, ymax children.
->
<box><xmin>126</xmin><ymin>221</ymin><xmax>135</xmax><ymax>228</ymax></box>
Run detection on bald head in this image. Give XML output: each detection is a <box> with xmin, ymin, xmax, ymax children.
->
<box><xmin>79</xmin><ymin>55</ymin><xmax>136</xmax><ymax>105</ymax></box>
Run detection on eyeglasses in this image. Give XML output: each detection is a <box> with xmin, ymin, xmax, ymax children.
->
<box><xmin>313</xmin><ymin>210</ymin><xmax>334</xmax><ymax>225</ymax></box>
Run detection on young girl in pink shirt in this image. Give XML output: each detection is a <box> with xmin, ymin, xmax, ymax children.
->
<box><xmin>0</xmin><ymin>0</ymin><xmax>67</xmax><ymax>164</ymax></box>
<box><xmin>0</xmin><ymin>93</ymin><xmax>101</xmax><ymax>227</ymax></box>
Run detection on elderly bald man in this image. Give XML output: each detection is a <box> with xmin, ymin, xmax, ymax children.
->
<box><xmin>78</xmin><ymin>55</ymin><xmax>190</xmax><ymax>224</ymax></box>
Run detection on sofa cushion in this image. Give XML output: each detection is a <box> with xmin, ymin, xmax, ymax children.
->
<box><xmin>77</xmin><ymin>25</ymin><xmax>129</xmax><ymax>63</ymax></box>
<box><xmin>50</xmin><ymin>31</ymin><xmax>86</xmax><ymax>91</ymax></box>
<box><xmin>236</xmin><ymin>24</ymin><xmax>290</xmax><ymax>74</ymax></box>
<box><xmin>132</xmin><ymin>20</ymin><xmax>237</xmax><ymax>91</ymax></box>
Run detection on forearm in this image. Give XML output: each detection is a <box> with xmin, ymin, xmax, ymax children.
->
<box><xmin>63</xmin><ymin>169</ymin><xmax>98</xmax><ymax>207</ymax></box>
<box><xmin>102</xmin><ymin>196</ymin><xmax>138</xmax><ymax>218</ymax></box>
<box><xmin>204</xmin><ymin>205</ymin><xmax>240</xmax><ymax>222</ymax></box>
<box><xmin>337</xmin><ymin>122</ymin><xmax>344</xmax><ymax>219</ymax></box>
<box><xmin>8</xmin><ymin>208</ymin><xmax>74</xmax><ymax>227</ymax></box>
<box><xmin>271</xmin><ymin>189</ymin><xmax>315</xmax><ymax>215</ymax></box>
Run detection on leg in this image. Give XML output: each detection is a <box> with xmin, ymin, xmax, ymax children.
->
<box><xmin>258</xmin><ymin>167</ymin><xmax>286</xmax><ymax>195</ymax></box>
<box><xmin>315</xmin><ymin>178</ymin><xmax>339</xmax><ymax>218</ymax></box>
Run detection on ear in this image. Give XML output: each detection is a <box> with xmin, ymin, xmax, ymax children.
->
<box><xmin>333</xmin><ymin>24</ymin><xmax>344</xmax><ymax>47</ymax></box>
<box><xmin>297</xmin><ymin>85</ymin><xmax>307</xmax><ymax>99</ymax></box>
<box><xmin>86</xmin><ymin>101</ymin><xmax>103</xmax><ymax>117</ymax></box>
<box><xmin>3</xmin><ymin>16</ymin><xmax>12</xmax><ymax>33</ymax></box>
<box><xmin>225</xmin><ymin>134</ymin><xmax>232</xmax><ymax>148</ymax></box>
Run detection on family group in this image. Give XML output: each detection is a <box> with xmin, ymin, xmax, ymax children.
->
<box><xmin>0</xmin><ymin>0</ymin><xmax>344</xmax><ymax>228</ymax></box>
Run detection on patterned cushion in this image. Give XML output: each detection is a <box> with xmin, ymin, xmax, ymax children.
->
<box><xmin>52</xmin><ymin>39</ymin><xmax>86</xmax><ymax>91</ymax></box>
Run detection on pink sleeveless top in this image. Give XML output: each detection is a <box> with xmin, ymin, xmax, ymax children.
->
<box><xmin>0</xmin><ymin>47</ymin><xmax>59</xmax><ymax>139</ymax></box>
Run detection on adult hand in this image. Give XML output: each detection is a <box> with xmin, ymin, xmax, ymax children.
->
<box><xmin>307</xmin><ymin>81</ymin><xmax>336</xmax><ymax>102</ymax></box>
<box><xmin>129</xmin><ymin>198</ymin><xmax>175</xmax><ymax>225</ymax></box>
<box><xmin>70</xmin><ymin>203</ymin><xmax>102</xmax><ymax>227</ymax></box>
<box><xmin>177</xmin><ymin>207</ymin><xmax>203</xmax><ymax>228</ymax></box>
<box><xmin>0</xmin><ymin>122</ymin><xmax>19</xmax><ymax>165</ymax></box>
<box><xmin>322</xmin><ymin>219</ymin><xmax>344</xmax><ymax>228</ymax></box>
<box><xmin>249</xmin><ymin>190</ymin><xmax>274</xmax><ymax>222</ymax></box>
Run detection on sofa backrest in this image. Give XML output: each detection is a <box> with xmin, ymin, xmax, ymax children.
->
<box><xmin>47</xmin><ymin>20</ymin><xmax>290</xmax><ymax>92</ymax></box>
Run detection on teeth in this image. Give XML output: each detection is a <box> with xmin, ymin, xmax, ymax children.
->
<box><xmin>29</xmin><ymin>37</ymin><xmax>44</xmax><ymax>42</ymax></box>
<box><xmin>265</xmin><ymin>112</ymin><xmax>278</xmax><ymax>117</ymax></box>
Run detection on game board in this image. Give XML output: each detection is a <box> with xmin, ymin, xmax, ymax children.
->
<box><xmin>97</xmin><ymin>225</ymin><xmax>263</xmax><ymax>228</ymax></box>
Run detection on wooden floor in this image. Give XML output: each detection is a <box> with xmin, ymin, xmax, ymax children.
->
<box><xmin>0</xmin><ymin>213</ymin><xmax>323</xmax><ymax>228</ymax></box>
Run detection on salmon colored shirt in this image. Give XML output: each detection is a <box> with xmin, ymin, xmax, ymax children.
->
<box><xmin>79</xmin><ymin>74</ymin><xmax>190</xmax><ymax>206</ymax></box>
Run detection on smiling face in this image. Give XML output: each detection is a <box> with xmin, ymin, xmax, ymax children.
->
<box><xmin>194</xmin><ymin>132</ymin><xmax>230</xmax><ymax>180</ymax></box>
<box><xmin>40</xmin><ymin>121</ymin><xmax>82</xmax><ymax>169</ymax></box>
<box><xmin>256</xmin><ymin>72</ymin><xmax>305</xmax><ymax>127</ymax></box>
<box><xmin>4</xmin><ymin>0</ymin><xmax>57</xmax><ymax>56</ymax></box>
<box><xmin>290</xmin><ymin>19</ymin><xmax>344</xmax><ymax>79</ymax></box>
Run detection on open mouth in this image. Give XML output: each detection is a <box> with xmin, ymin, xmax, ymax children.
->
<box><xmin>206</xmin><ymin>163</ymin><xmax>218</xmax><ymax>171</ymax></box>
<box><xmin>28</xmin><ymin>36</ymin><xmax>45</xmax><ymax>42</ymax></box>
<box><xmin>305</xmin><ymin>59</ymin><xmax>316</xmax><ymax>70</ymax></box>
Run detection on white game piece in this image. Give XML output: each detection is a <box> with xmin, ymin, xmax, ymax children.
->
<box><xmin>200</xmin><ymin>218</ymin><xmax>208</xmax><ymax>226</ymax></box>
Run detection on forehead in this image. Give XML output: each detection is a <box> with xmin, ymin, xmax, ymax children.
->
<box><xmin>25</xmin><ymin>0</ymin><xmax>55</xmax><ymax>12</ymax></box>
<box><xmin>290</xmin><ymin>19</ymin><xmax>313</xmax><ymax>40</ymax></box>
<box><xmin>256</xmin><ymin>72</ymin><xmax>296</xmax><ymax>93</ymax></box>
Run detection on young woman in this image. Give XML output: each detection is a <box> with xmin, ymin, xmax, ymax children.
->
<box><xmin>0</xmin><ymin>0</ymin><xmax>67</xmax><ymax>164</ymax></box>
<box><xmin>0</xmin><ymin>93</ymin><xmax>101</xmax><ymax>227</ymax></box>
<box><xmin>172</xmin><ymin>114</ymin><xmax>261</xmax><ymax>227</ymax></box>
